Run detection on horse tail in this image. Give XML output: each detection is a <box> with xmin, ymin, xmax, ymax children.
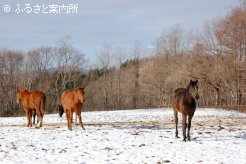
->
<box><xmin>40</xmin><ymin>94</ymin><xmax>46</xmax><ymax>116</ymax></box>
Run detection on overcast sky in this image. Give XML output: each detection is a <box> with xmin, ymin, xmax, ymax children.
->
<box><xmin>0</xmin><ymin>0</ymin><xmax>240</xmax><ymax>65</ymax></box>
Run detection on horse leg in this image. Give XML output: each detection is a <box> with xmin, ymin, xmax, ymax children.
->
<box><xmin>77</xmin><ymin>110</ymin><xmax>85</xmax><ymax>130</ymax></box>
<box><xmin>72</xmin><ymin>113</ymin><xmax>77</xmax><ymax>125</ymax></box>
<box><xmin>29</xmin><ymin>110</ymin><xmax>33</xmax><ymax>127</ymax></box>
<box><xmin>30</xmin><ymin>110</ymin><xmax>33</xmax><ymax>127</ymax></box>
<box><xmin>174</xmin><ymin>110</ymin><xmax>179</xmax><ymax>138</ymax></box>
<box><xmin>182</xmin><ymin>113</ymin><xmax>187</xmax><ymax>141</ymax></box>
<box><xmin>66</xmin><ymin>109</ymin><xmax>72</xmax><ymax>130</ymax></box>
<box><xmin>69</xmin><ymin>111</ymin><xmax>73</xmax><ymax>130</ymax></box>
<box><xmin>39</xmin><ymin>100</ymin><xmax>45</xmax><ymax>127</ymax></box>
<box><xmin>32</xmin><ymin>110</ymin><xmax>36</xmax><ymax>124</ymax></box>
<box><xmin>187</xmin><ymin>114</ymin><xmax>193</xmax><ymax>141</ymax></box>
<box><xmin>34</xmin><ymin>110</ymin><xmax>39</xmax><ymax>125</ymax></box>
<box><xmin>71</xmin><ymin>113</ymin><xmax>74</xmax><ymax>124</ymax></box>
<box><xmin>36</xmin><ymin>109</ymin><xmax>42</xmax><ymax>128</ymax></box>
<box><xmin>38</xmin><ymin>112</ymin><xmax>43</xmax><ymax>128</ymax></box>
<box><xmin>65</xmin><ymin>110</ymin><xmax>71</xmax><ymax>130</ymax></box>
<box><xmin>39</xmin><ymin>114</ymin><xmax>43</xmax><ymax>127</ymax></box>
<box><xmin>40</xmin><ymin>107</ymin><xmax>44</xmax><ymax>127</ymax></box>
<box><xmin>75</xmin><ymin>114</ymin><xmax>78</xmax><ymax>125</ymax></box>
<box><xmin>25</xmin><ymin>110</ymin><xmax>30</xmax><ymax>127</ymax></box>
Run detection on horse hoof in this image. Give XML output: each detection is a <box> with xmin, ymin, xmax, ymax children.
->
<box><xmin>175</xmin><ymin>136</ymin><xmax>180</xmax><ymax>138</ymax></box>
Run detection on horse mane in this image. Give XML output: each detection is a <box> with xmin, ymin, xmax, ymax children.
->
<box><xmin>17</xmin><ymin>89</ymin><xmax>30</xmax><ymax>98</ymax></box>
<box><xmin>17</xmin><ymin>88</ymin><xmax>29</xmax><ymax>93</ymax></box>
<box><xmin>74</xmin><ymin>87</ymin><xmax>85</xmax><ymax>93</ymax></box>
<box><xmin>75</xmin><ymin>86</ymin><xmax>85</xmax><ymax>90</ymax></box>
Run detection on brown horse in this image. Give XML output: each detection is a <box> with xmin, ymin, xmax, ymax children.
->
<box><xmin>172</xmin><ymin>80</ymin><xmax>199</xmax><ymax>141</ymax></box>
<box><xmin>58</xmin><ymin>105</ymin><xmax>78</xmax><ymax>124</ymax></box>
<box><xmin>61</xmin><ymin>87</ymin><xmax>85</xmax><ymax>130</ymax></box>
<box><xmin>16</xmin><ymin>89</ymin><xmax>46</xmax><ymax>128</ymax></box>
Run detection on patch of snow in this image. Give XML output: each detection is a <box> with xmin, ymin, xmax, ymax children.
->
<box><xmin>0</xmin><ymin>108</ymin><xmax>245</xmax><ymax>163</ymax></box>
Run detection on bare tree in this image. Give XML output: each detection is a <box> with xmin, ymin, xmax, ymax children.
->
<box><xmin>215</xmin><ymin>3</ymin><xmax>246</xmax><ymax>61</ymax></box>
<box><xmin>130</xmin><ymin>42</ymin><xmax>143</xmax><ymax>108</ymax></box>
<box><xmin>156</xmin><ymin>25</ymin><xmax>192</xmax><ymax>56</ymax></box>
<box><xmin>97</xmin><ymin>44</ymin><xmax>114</xmax><ymax>109</ymax></box>
<box><xmin>0</xmin><ymin>49</ymin><xmax>23</xmax><ymax>115</ymax></box>
<box><xmin>53</xmin><ymin>36</ymin><xmax>86</xmax><ymax>111</ymax></box>
<box><xmin>27</xmin><ymin>46</ymin><xmax>54</xmax><ymax>89</ymax></box>
<box><xmin>114</xmin><ymin>47</ymin><xmax>127</xmax><ymax>109</ymax></box>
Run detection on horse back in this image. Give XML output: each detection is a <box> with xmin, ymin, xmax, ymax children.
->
<box><xmin>172</xmin><ymin>88</ymin><xmax>186</xmax><ymax>103</ymax></box>
<box><xmin>29</xmin><ymin>91</ymin><xmax>46</xmax><ymax>109</ymax></box>
<box><xmin>174</xmin><ymin>88</ymin><xmax>186</xmax><ymax>95</ymax></box>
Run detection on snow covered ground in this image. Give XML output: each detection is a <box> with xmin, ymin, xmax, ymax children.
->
<box><xmin>0</xmin><ymin>108</ymin><xmax>245</xmax><ymax>164</ymax></box>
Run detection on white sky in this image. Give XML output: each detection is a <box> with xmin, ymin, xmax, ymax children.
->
<box><xmin>0</xmin><ymin>0</ymin><xmax>240</xmax><ymax>65</ymax></box>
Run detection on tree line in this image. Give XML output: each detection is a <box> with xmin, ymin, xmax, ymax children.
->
<box><xmin>1</xmin><ymin>1</ymin><xmax>246</xmax><ymax>116</ymax></box>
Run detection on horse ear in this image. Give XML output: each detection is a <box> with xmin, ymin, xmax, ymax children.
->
<box><xmin>190</xmin><ymin>80</ymin><xmax>193</xmax><ymax>84</ymax></box>
<box><xmin>195</xmin><ymin>79</ymin><xmax>198</xmax><ymax>83</ymax></box>
<box><xmin>77</xmin><ymin>86</ymin><xmax>85</xmax><ymax>90</ymax></box>
<box><xmin>16</xmin><ymin>89</ymin><xmax>22</xmax><ymax>93</ymax></box>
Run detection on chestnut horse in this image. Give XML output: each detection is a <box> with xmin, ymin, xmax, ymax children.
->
<box><xmin>61</xmin><ymin>87</ymin><xmax>85</xmax><ymax>130</ymax></box>
<box><xmin>16</xmin><ymin>89</ymin><xmax>46</xmax><ymax>128</ymax></box>
<box><xmin>58</xmin><ymin>105</ymin><xmax>78</xmax><ymax>124</ymax></box>
<box><xmin>172</xmin><ymin>80</ymin><xmax>199</xmax><ymax>141</ymax></box>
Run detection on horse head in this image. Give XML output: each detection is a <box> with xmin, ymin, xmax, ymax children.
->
<box><xmin>188</xmin><ymin>80</ymin><xmax>199</xmax><ymax>100</ymax></box>
<box><xmin>75</xmin><ymin>87</ymin><xmax>85</xmax><ymax>103</ymax></box>
<box><xmin>16</xmin><ymin>89</ymin><xmax>24</xmax><ymax>103</ymax></box>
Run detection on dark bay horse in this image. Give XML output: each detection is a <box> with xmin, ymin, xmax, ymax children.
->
<box><xmin>172</xmin><ymin>80</ymin><xmax>199</xmax><ymax>141</ymax></box>
<box><xmin>61</xmin><ymin>87</ymin><xmax>85</xmax><ymax>130</ymax></box>
<box><xmin>16</xmin><ymin>89</ymin><xmax>46</xmax><ymax>128</ymax></box>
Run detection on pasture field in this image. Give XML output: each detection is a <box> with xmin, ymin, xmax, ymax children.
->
<box><xmin>0</xmin><ymin>108</ymin><xmax>245</xmax><ymax>164</ymax></box>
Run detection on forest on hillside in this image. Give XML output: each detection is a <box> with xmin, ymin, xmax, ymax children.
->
<box><xmin>1</xmin><ymin>1</ymin><xmax>246</xmax><ymax>116</ymax></box>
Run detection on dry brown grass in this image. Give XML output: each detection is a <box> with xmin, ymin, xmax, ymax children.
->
<box><xmin>216</xmin><ymin>105</ymin><xmax>246</xmax><ymax>113</ymax></box>
<box><xmin>1</xmin><ymin>117</ymin><xmax>245</xmax><ymax>129</ymax></box>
